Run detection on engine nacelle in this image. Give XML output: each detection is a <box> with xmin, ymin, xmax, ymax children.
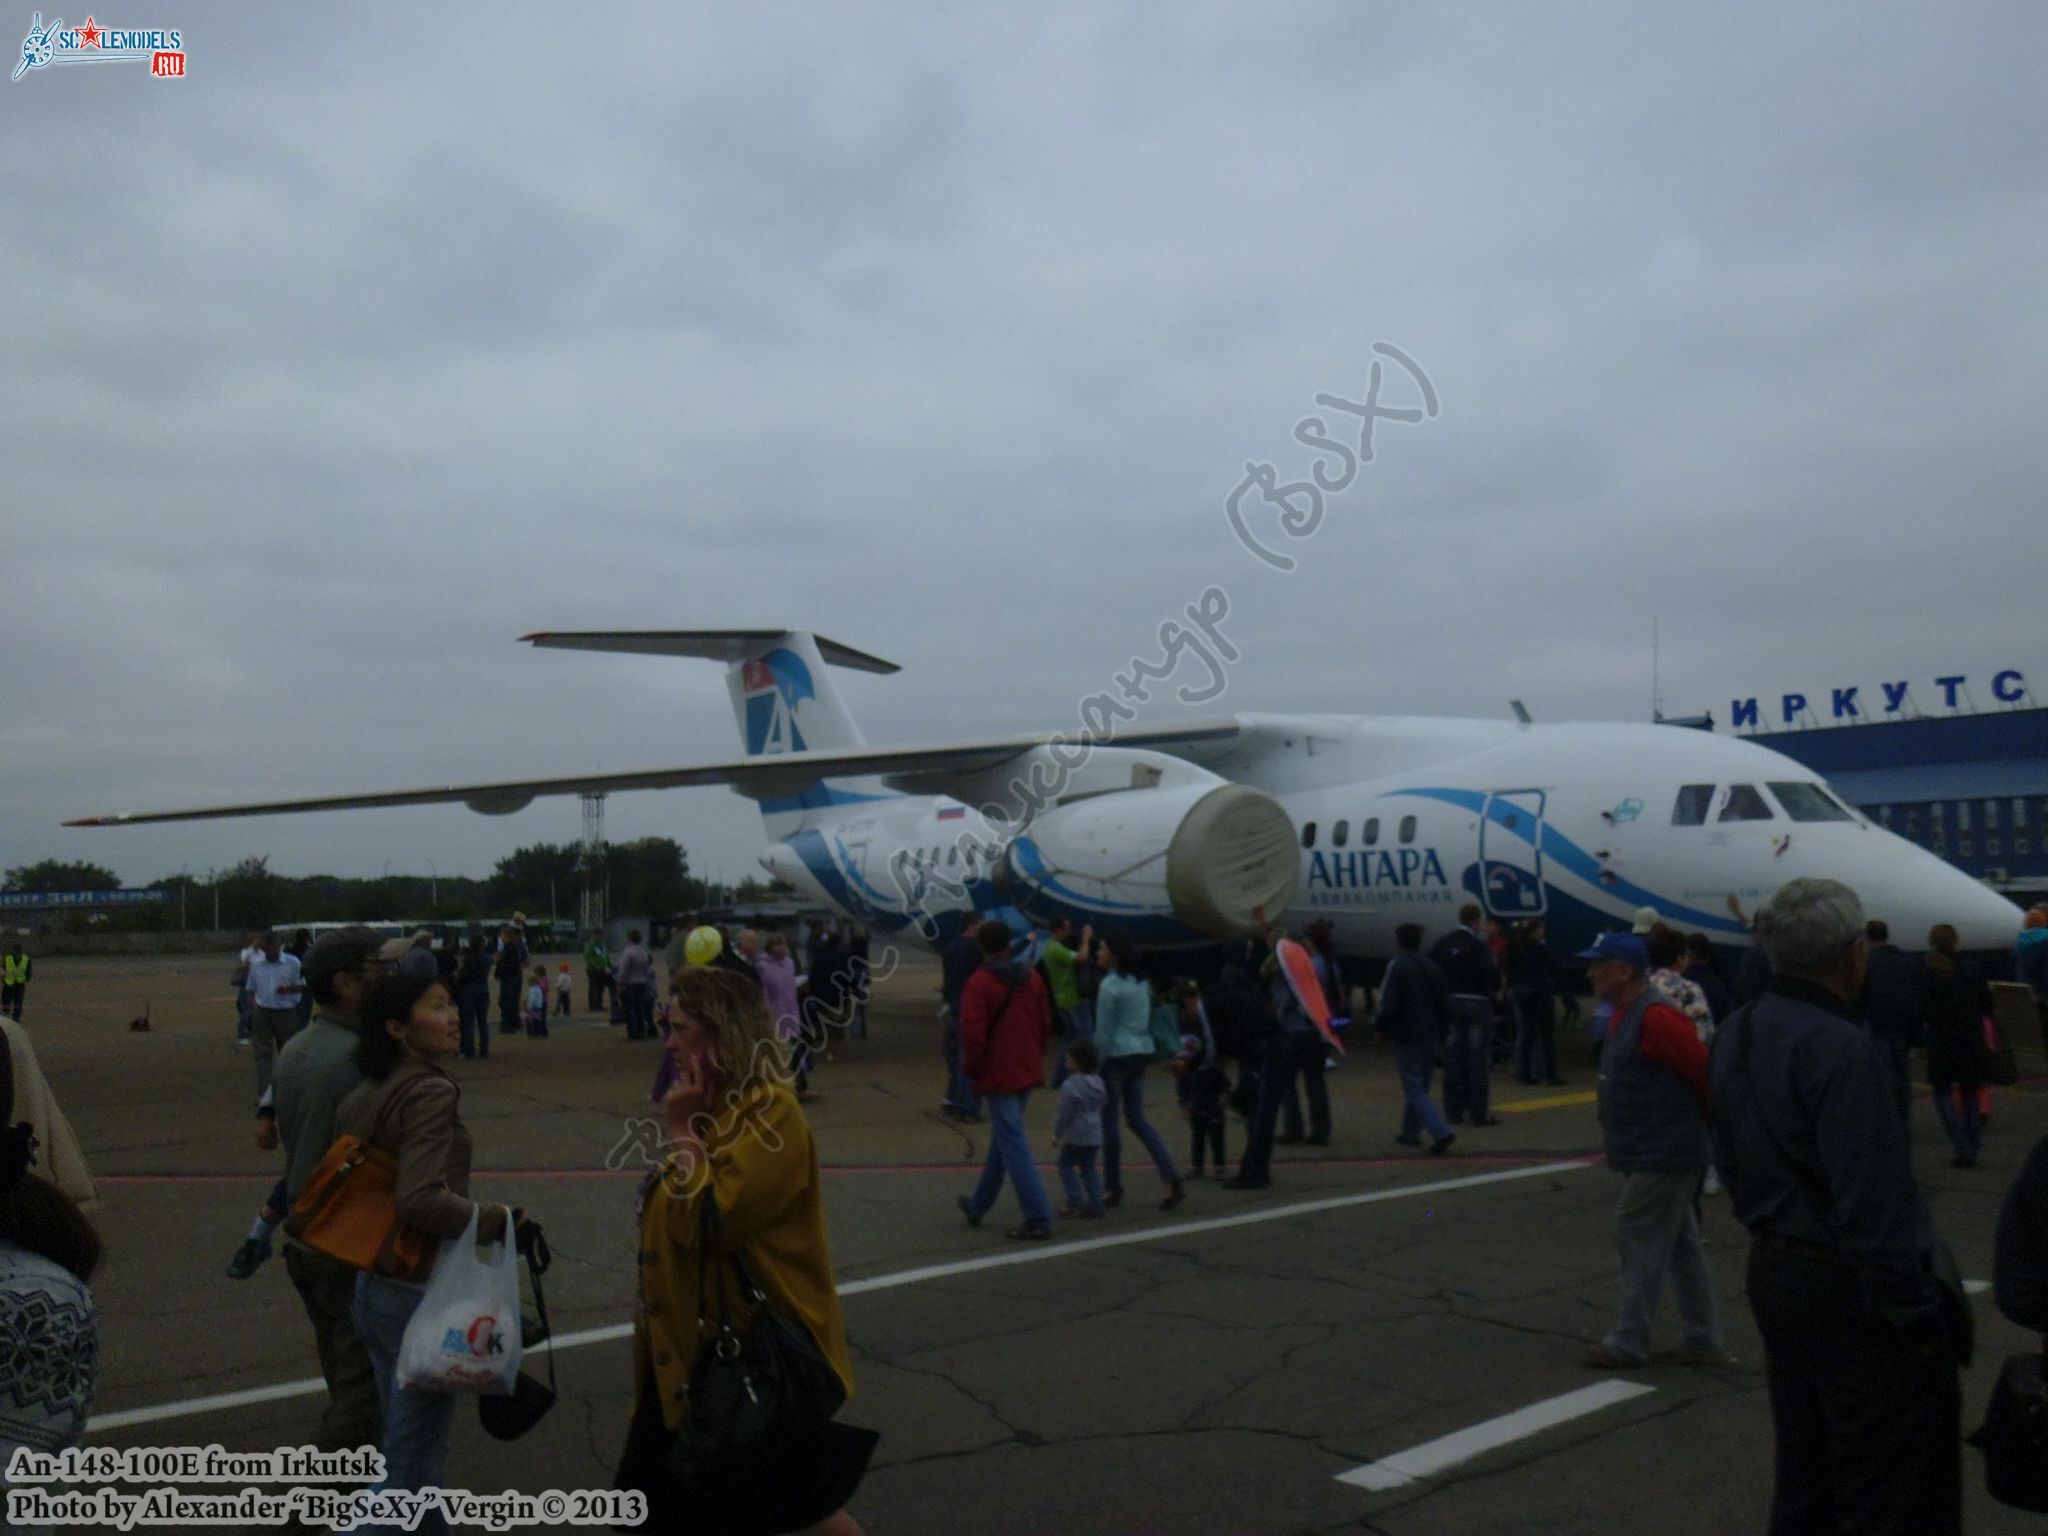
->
<box><xmin>998</xmin><ymin>780</ymin><xmax>1298</xmax><ymax>940</ymax></box>
<box><xmin>464</xmin><ymin>792</ymin><xmax>535</xmax><ymax>816</ymax></box>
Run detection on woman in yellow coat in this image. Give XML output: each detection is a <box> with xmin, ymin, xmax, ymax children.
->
<box><xmin>614</xmin><ymin>965</ymin><xmax>875</xmax><ymax>1536</ymax></box>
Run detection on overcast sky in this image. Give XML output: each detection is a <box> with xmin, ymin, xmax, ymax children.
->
<box><xmin>5</xmin><ymin>3</ymin><xmax>2043</xmax><ymax>893</ymax></box>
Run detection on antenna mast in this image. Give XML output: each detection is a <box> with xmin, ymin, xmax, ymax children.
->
<box><xmin>1652</xmin><ymin>617</ymin><xmax>1664</xmax><ymax>722</ymax></box>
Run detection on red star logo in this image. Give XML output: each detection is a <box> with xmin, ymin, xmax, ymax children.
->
<box><xmin>76</xmin><ymin>17</ymin><xmax>102</xmax><ymax>47</ymax></box>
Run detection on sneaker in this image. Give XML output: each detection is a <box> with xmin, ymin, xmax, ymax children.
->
<box><xmin>1581</xmin><ymin>1343</ymin><xmax>1647</xmax><ymax>1369</ymax></box>
<box><xmin>1429</xmin><ymin>1134</ymin><xmax>1457</xmax><ymax>1156</ymax></box>
<box><xmin>1393</xmin><ymin>1134</ymin><xmax>1423</xmax><ymax>1147</ymax></box>
<box><xmin>956</xmin><ymin>1195</ymin><xmax>981</xmax><ymax>1228</ymax></box>
<box><xmin>1005</xmin><ymin>1223</ymin><xmax>1051</xmax><ymax>1241</ymax></box>
<box><xmin>1220</xmin><ymin>1175</ymin><xmax>1270</xmax><ymax>1191</ymax></box>
<box><xmin>1159</xmin><ymin>1179</ymin><xmax>1185</xmax><ymax>1211</ymax></box>
<box><xmin>1468</xmin><ymin>1113</ymin><xmax>1503</xmax><ymax>1127</ymax></box>
<box><xmin>227</xmin><ymin>1236</ymin><xmax>272</xmax><ymax>1280</ymax></box>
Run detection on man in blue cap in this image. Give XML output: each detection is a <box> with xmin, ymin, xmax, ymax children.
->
<box><xmin>1580</xmin><ymin>930</ymin><xmax>1726</xmax><ymax>1369</ymax></box>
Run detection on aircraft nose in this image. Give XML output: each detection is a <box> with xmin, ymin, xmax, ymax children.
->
<box><xmin>1841</xmin><ymin>839</ymin><xmax>2021</xmax><ymax>953</ymax></box>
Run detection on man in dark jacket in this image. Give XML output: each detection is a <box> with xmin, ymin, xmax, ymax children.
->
<box><xmin>1859</xmin><ymin>919</ymin><xmax>1922</xmax><ymax>1123</ymax></box>
<box><xmin>1710</xmin><ymin>878</ymin><xmax>1964</xmax><ymax>1536</ymax></box>
<box><xmin>1375</xmin><ymin>923</ymin><xmax>1455</xmax><ymax>1154</ymax></box>
<box><xmin>1428</xmin><ymin>904</ymin><xmax>1503</xmax><ymax>1126</ymax></box>
<box><xmin>955</xmin><ymin>921</ymin><xmax>1056</xmax><ymax>1239</ymax></box>
<box><xmin>1582</xmin><ymin>932</ymin><xmax>1723</xmax><ymax>1368</ymax></box>
<box><xmin>940</xmin><ymin>916</ymin><xmax>985</xmax><ymax>1121</ymax></box>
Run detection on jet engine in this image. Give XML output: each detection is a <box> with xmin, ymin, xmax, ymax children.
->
<box><xmin>996</xmin><ymin>779</ymin><xmax>1298</xmax><ymax>939</ymax></box>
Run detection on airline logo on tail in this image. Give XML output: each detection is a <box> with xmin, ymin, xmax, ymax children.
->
<box><xmin>741</xmin><ymin>648</ymin><xmax>817</xmax><ymax>756</ymax></box>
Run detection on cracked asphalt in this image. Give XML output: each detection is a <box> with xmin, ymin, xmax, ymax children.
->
<box><xmin>27</xmin><ymin>952</ymin><xmax>2048</xmax><ymax>1533</ymax></box>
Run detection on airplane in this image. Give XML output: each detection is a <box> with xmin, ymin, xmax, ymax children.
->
<box><xmin>69</xmin><ymin>628</ymin><xmax>2023</xmax><ymax>962</ymax></box>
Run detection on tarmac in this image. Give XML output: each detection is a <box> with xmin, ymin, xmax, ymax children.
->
<box><xmin>17</xmin><ymin>949</ymin><xmax>2048</xmax><ymax>1534</ymax></box>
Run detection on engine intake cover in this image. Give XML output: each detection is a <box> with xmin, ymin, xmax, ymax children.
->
<box><xmin>1164</xmin><ymin>783</ymin><xmax>1300</xmax><ymax>936</ymax></box>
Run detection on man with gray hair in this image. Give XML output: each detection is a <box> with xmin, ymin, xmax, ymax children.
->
<box><xmin>1709</xmin><ymin>878</ymin><xmax>1966</xmax><ymax>1536</ymax></box>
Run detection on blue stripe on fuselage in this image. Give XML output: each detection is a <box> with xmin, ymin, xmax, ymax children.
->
<box><xmin>1388</xmin><ymin>787</ymin><xmax>1747</xmax><ymax>937</ymax></box>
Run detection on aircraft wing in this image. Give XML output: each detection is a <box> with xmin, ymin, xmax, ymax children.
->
<box><xmin>65</xmin><ymin>718</ymin><xmax>1244</xmax><ymax>826</ymax></box>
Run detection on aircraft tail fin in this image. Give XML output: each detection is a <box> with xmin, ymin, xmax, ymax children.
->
<box><xmin>520</xmin><ymin>626</ymin><xmax>894</xmax><ymax>759</ymax></box>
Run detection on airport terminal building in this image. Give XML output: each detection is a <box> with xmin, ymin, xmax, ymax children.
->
<box><xmin>1719</xmin><ymin>666</ymin><xmax>2047</xmax><ymax>903</ymax></box>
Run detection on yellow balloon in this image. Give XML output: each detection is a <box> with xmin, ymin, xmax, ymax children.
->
<box><xmin>684</xmin><ymin>925</ymin><xmax>724</xmax><ymax>967</ymax></box>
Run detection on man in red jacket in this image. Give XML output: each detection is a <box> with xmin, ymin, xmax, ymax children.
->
<box><xmin>955</xmin><ymin>920</ymin><xmax>1057</xmax><ymax>1239</ymax></box>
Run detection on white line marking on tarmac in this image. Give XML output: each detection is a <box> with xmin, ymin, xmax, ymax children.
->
<box><xmin>1335</xmin><ymin>1380</ymin><xmax>1658</xmax><ymax>1491</ymax></box>
<box><xmin>89</xmin><ymin>1158</ymin><xmax>1591</xmax><ymax>1434</ymax></box>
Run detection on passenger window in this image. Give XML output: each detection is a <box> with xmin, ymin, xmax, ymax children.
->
<box><xmin>1956</xmin><ymin>802</ymin><xmax>1973</xmax><ymax>834</ymax></box>
<box><xmin>1767</xmin><ymin>783</ymin><xmax>1854</xmax><ymax>824</ymax></box>
<box><xmin>1984</xmin><ymin>800</ymin><xmax>2002</xmax><ymax>831</ymax></box>
<box><xmin>1301</xmin><ymin>822</ymin><xmax>1317</xmax><ymax>849</ymax></box>
<box><xmin>1672</xmin><ymin>784</ymin><xmax>1714</xmax><ymax>826</ymax></box>
<box><xmin>1362</xmin><ymin>817</ymin><xmax>1380</xmax><ymax>845</ymax></box>
<box><xmin>1719</xmin><ymin>785</ymin><xmax>1774</xmax><ymax>822</ymax></box>
<box><xmin>1399</xmin><ymin>815</ymin><xmax>1418</xmax><ymax>845</ymax></box>
<box><xmin>1332</xmin><ymin>819</ymin><xmax>1349</xmax><ymax>848</ymax></box>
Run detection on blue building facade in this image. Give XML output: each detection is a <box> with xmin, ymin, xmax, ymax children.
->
<box><xmin>1745</xmin><ymin>707</ymin><xmax>2048</xmax><ymax>899</ymax></box>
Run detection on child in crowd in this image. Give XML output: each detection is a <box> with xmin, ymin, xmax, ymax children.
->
<box><xmin>553</xmin><ymin>961</ymin><xmax>574</xmax><ymax>1017</ymax></box>
<box><xmin>524</xmin><ymin>964</ymin><xmax>550</xmax><ymax>1037</ymax></box>
<box><xmin>1174</xmin><ymin>984</ymin><xmax>1231</xmax><ymax>1178</ymax></box>
<box><xmin>1052</xmin><ymin>1039</ymin><xmax>1107</xmax><ymax>1217</ymax></box>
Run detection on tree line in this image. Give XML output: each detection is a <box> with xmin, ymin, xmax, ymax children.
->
<box><xmin>3</xmin><ymin>840</ymin><xmax>782</xmax><ymax>933</ymax></box>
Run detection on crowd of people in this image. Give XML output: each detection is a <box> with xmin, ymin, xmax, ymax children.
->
<box><xmin>9</xmin><ymin>886</ymin><xmax>2048</xmax><ymax>1535</ymax></box>
<box><xmin>214</xmin><ymin>919</ymin><xmax>869</xmax><ymax>1534</ymax></box>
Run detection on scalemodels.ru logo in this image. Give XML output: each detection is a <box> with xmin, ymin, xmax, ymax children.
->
<box><xmin>13</xmin><ymin>12</ymin><xmax>185</xmax><ymax>81</ymax></box>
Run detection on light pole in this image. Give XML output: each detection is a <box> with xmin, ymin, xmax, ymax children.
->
<box><xmin>178</xmin><ymin>864</ymin><xmax>188</xmax><ymax>932</ymax></box>
<box><xmin>426</xmin><ymin>859</ymin><xmax>438</xmax><ymax>911</ymax></box>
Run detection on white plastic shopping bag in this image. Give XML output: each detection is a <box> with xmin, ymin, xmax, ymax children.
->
<box><xmin>396</xmin><ymin>1206</ymin><xmax>523</xmax><ymax>1395</ymax></box>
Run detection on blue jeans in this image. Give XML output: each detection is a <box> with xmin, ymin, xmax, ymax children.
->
<box><xmin>622</xmin><ymin>983</ymin><xmax>656</xmax><ymax>1042</ymax></box>
<box><xmin>351</xmin><ymin>1274</ymin><xmax>455</xmax><ymax>1536</ymax></box>
<box><xmin>1395</xmin><ymin>1042</ymin><xmax>1455</xmax><ymax>1143</ymax></box>
<box><xmin>1101</xmin><ymin>1055</ymin><xmax>1179</xmax><ymax>1195</ymax></box>
<box><xmin>458</xmin><ymin>985</ymin><xmax>491</xmax><ymax>1058</ymax></box>
<box><xmin>1514</xmin><ymin>990</ymin><xmax>1556</xmax><ymax>1081</ymax></box>
<box><xmin>1057</xmin><ymin>1143</ymin><xmax>1103</xmax><ymax>1211</ymax></box>
<box><xmin>943</xmin><ymin>1011</ymin><xmax>981</xmax><ymax>1115</ymax></box>
<box><xmin>964</xmin><ymin>1092</ymin><xmax>1051</xmax><ymax>1228</ymax></box>
<box><xmin>1932</xmin><ymin>1085</ymin><xmax>1981</xmax><ymax>1163</ymax></box>
<box><xmin>1442</xmin><ymin>996</ymin><xmax>1494</xmax><ymax>1122</ymax></box>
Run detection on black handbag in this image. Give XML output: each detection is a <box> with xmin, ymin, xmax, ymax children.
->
<box><xmin>479</xmin><ymin>1228</ymin><xmax>557</xmax><ymax>1442</ymax></box>
<box><xmin>665</xmin><ymin>1196</ymin><xmax>846</xmax><ymax>1486</ymax></box>
<box><xmin>1969</xmin><ymin>1347</ymin><xmax>2048</xmax><ymax>1511</ymax></box>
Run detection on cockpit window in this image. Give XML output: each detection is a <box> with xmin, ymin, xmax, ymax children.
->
<box><xmin>1719</xmin><ymin>784</ymin><xmax>1775</xmax><ymax>823</ymax></box>
<box><xmin>1768</xmin><ymin>782</ymin><xmax>1856</xmax><ymax>824</ymax></box>
<box><xmin>1671</xmin><ymin>784</ymin><xmax>1714</xmax><ymax>826</ymax></box>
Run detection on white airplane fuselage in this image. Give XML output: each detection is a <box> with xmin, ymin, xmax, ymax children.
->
<box><xmin>760</xmin><ymin>712</ymin><xmax>2020</xmax><ymax>959</ymax></box>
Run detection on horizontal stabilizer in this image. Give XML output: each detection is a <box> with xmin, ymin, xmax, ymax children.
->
<box><xmin>520</xmin><ymin>629</ymin><xmax>900</xmax><ymax>675</ymax></box>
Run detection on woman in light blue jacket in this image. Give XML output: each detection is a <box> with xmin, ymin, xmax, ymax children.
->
<box><xmin>1092</xmin><ymin>931</ymin><xmax>1184</xmax><ymax>1211</ymax></box>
